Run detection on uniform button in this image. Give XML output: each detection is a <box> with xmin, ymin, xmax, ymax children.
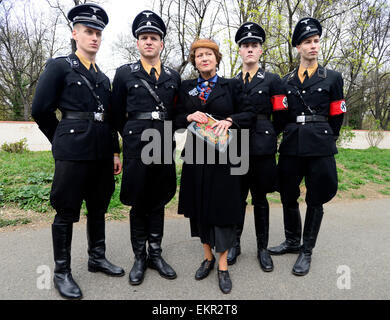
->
<box><xmin>70</xmin><ymin>129</ymin><xmax>74</xmax><ymax>133</ymax></box>
<box><xmin>325</xmin><ymin>130</ymin><xmax>328</xmax><ymax>133</ymax></box>
<box><xmin>301</xmin><ymin>112</ymin><xmax>305</xmax><ymax>115</ymax></box>
<box><xmin>96</xmin><ymin>84</ymin><xmax>98</xmax><ymax>88</ymax></box>
<box><xmin>265</xmin><ymin>130</ymin><xmax>269</xmax><ymax>134</ymax></box>
<box><xmin>134</xmin><ymin>84</ymin><xmax>139</xmax><ymax>88</ymax></box>
<box><xmin>155</xmin><ymin>86</ymin><xmax>158</xmax><ymax>89</ymax></box>
<box><xmin>77</xmin><ymin>81</ymin><xmax>81</xmax><ymax>85</ymax></box>
<box><xmin>318</xmin><ymin>88</ymin><xmax>322</xmax><ymax>92</ymax></box>
<box><xmin>258</xmin><ymin>90</ymin><xmax>262</xmax><ymax>94</ymax></box>
<box><xmin>129</xmin><ymin>130</ymin><xmax>132</xmax><ymax>134</ymax></box>
<box><xmin>302</xmin><ymin>90</ymin><xmax>306</xmax><ymax>94</ymax></box>
<box><xmin>288</xmin><ymin>91</ymin><xmax>291</xmax><ymax>94</ymax></box>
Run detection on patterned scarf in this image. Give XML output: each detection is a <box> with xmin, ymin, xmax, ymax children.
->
<box><xmin>197</xmin><ymin>75</ymin><xmax>218</xmax><ymax>104</ymax></box>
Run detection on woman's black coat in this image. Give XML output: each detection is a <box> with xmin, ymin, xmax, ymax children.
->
<box><xmin>174</xmin><ymin>77</ymin><xmax>255</xmax><ymax>226</ymax></box>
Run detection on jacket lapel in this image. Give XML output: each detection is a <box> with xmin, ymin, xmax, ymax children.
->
<box><xmin>69</xmin><ymin>53</ymin><xmax>96</xmax><ymax>84</ymax></box>
<box><xmin>301</xmin><ymin>65</ymin><xmax>325</xmax><ymax>89</ymax></box>
<box><xmin>186</xmin><ymin>80</ymin><xmax>203</xmax><ymax>110</ymax></box>
<box><xmin>205</xmin><ymin>76</ymin><xmax>226</xmax><ymax>105</ymax></box>
<box><xmin>246</xmin><ymin>68</ymin><xmax>265</xmax><ymax>92</ymax></box>
<box><xmin>287</xmin><ymin>68</ymin><xmax>301</xmax><ymax>88</ymax></box>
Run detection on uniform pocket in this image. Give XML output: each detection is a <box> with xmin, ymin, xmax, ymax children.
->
<box><xmin>57</xmin><ymin>122</ymin><xmax>88</xmax><ymax>136</ymax></box>
<box><xmin>122</xmin><ymin>122</ymin><xmax>147</xmax><ymax>158</ymax></box>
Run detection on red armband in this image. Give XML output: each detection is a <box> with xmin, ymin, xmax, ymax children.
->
<box><xmin>329</xmin><ymin>99</ymin><xmax>347</xmax><ymax>116</ymax></box>
<box><xmin>271</xmin><ymin>95</ymin><xmax>288</xmax><ymax>111</ymax></box>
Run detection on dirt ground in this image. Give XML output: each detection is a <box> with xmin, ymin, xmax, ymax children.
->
<box><xmin>0</xmin><ymin>182</ymin><xmax>388</xmax><ymax>233</ymax></box>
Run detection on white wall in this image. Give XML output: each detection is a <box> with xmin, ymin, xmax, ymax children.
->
<box><xmin>0</xmin><ymin>121</ymin><xmax>389</xmax><ymax>151</ymax></box>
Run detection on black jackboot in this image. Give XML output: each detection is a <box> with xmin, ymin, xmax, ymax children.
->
<box><xmin>52</xmin><ymin>223</ymin><xmax>82</xmax><ymax>300</ymax></box>
<box><xmin>87</xmin><ymin>218</ymin><xmax>125</xmax><ymax>277</ymax></box>
<box><xmin>227</xmin><ymin>223</ymin><xmax>243</xmax><ymax>265</ymax></box>
<box><xmin>254</xmin><ymin>204</ymin><xmax>274</xmax><ymax>272</ymax></box>
<box><xmin>129</xmin><ymin>211</ymin><xmax>148</xmax><ymax>285</ymax></box>
<box><xmin>147</xmin><ymin>210</ymin><xmax>177</xmax><ymax>280</ymax></box>
<box><xmin>268</xmin><ymin>204</ymin><xmax>302</xmax><ymax>255</ymax></box>
<box><xmin>292</xmin><ymin>205</ymin><xmax>324</xmax><ymax>276</ymax></box>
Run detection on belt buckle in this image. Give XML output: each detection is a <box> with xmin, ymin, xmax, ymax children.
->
<box><xmin>94</xmin><ymin>112</ymin><xmax>104</xmax><ymax>122</ymax></box>
<box><xmin>151</xmin><ymin>111</ymin><xmax>160</xmax><ymax>120</ymax></box>
<box><xmin>296</xmin><ymin>115</ymin><xmax>305</xmax><ymax>123</ymax></box>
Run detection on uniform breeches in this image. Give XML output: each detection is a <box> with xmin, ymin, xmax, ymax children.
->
<box><xmin>278</xmin><ymin>155</ymin><xmax>338</xmax><ymax>207</ymax></box>
<box><xmin>50</xmin><ymin>159</ymin><xmax>115</xmax><ymax>223</ymax></box>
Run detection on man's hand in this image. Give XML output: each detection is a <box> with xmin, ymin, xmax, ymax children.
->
<box><xmin>114</xmin><ymin>154</ymin><xmax>122</xmax><ymax>175</ymax></box>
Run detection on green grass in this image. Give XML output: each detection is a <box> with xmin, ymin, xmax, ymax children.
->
<box><xmin>335</xmin><ymin>147</ymin><xmax>390</xmax><ymax>192</ymax></box>
<box><xmin>0</xmin><ymin>147</ymin><xmax>389</xmax><ymax>227</ymax></box>
<box><xmin>0</xmin><ymin>217</ymin><xmax>31</xmax><ymax>227</ymax></box>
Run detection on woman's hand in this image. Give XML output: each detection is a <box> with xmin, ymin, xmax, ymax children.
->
<box><xmin>211</xmin><ymin>118</ymin><xmax>233</xmax><ymax>136</ymax></box>
<box><xmin>113</xmin><ymin>154</ymin><xmax>122</xmax><ymax>175</ymax></box>
<box><xmin>187</xmin><ymin>111</ymin><xmax>208</xmax><ymax>124</ymax></box>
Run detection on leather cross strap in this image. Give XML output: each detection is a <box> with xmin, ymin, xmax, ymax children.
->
<box><xmin>140</xmin><ymin>79</ymin><xmax>166</xmax><ymax>111</ymax></box>
<box><xmin>78</xmin><ymin>74</ymin><xmax>105</xmax><ymax>112</ymax></box>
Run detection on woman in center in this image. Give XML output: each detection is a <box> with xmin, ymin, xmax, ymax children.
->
<box><xmin>175</xmin><ymin>39</ymin><xmax>254</xmax><ymax>294</ymax></box>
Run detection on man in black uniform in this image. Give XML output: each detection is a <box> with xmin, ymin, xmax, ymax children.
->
<box><xmin>112</xmin><ymin>10</ymin><xmax>181</xmax><ymax>285</ymax></box>
<box><xmin>268</xmin><ymin>18</ymin><xmax>346</xmax><ymax>276</ymax></box>
<box><xmin>228</xmin><ymin>22</ymin><xmax>288</xmax><ymax>271</ymax></box>
<box><xmin>32</xmin><ymin>3</ymin><xmax>124</xmax><ymax>299</ymax></box>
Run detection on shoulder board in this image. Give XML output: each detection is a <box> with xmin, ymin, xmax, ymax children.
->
<box><xmin>52</xmin><ymin>55</ymin><xmax>68</xmax><ymax>60</ymax></box>
<box><xmin>234</xmin><ymin>72</ymin><xmax>242</xmax><ymax>80</ymax></box>
<box><xmin>45</xmin><ymin>55</ymin><xmax>69</xmax><ymax>67</ymax></box>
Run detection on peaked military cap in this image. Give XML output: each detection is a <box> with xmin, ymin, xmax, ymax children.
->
<box><xmin>132</xmin><ymin>10</ymin><xmax>166</xmax><ymax>39</ymax></box>
<box><xmin>292</xmin><ymin>17</ymin><xmax>322</xmax><ymax>47</ymax></box>
<box><xmin>235</xmin><ymin>22</ymin><xmax>266</xmax><ymax>45</ymax></box>
<box><xmin>67</xmin><ymin>3</ymin><xmax>108</xmax><ymax>31</ymax></box>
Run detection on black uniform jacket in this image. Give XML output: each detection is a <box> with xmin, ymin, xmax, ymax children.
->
<box><xmin>175</xmin><ymin>77</ymin><xmax>255</xmax><ymax>226</ymax></box>
<box><xmin>278</xmin><ymin>65</ymin><xmax>345</xmax><ymax>157</ymax></box>
<box><xmin>32</xmin><ymin>53</ymin><xmax>119</xmax><ymax>160</ymax></box>
<box><xmin>111</xmin><ymin>61</ymin><xmax>181</xmax><ymax>208</ymax></box>
<box><xmin>112</xmin><ymin>60</ymin><xmax>181</xmax><ymax>158</ymax></box>
<box><xmin>235</xmin><ymin>68</ymin><xmax>287</xmax><ymax>155</ymax></box>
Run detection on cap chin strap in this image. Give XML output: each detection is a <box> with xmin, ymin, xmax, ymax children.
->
<box><xmin>238</xmin><ymin>35</ymin><xmax>263</xmax><ymax>45</ymax></box>
<box><xmin>136</xmin><ymin>25</ymin><xmax>164</xmax><ymax>38</ymax></box>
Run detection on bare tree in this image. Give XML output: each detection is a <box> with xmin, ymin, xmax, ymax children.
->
<box><xmin>0</xmin><ymin>0</ymin><xmax>61</xmax><ymax>120</ymax></box>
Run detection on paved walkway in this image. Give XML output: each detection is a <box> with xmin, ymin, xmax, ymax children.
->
<box><xmin>0</xmin><ymin>198</ymin><xmax>389</xmax><ymax>300</ymax></box>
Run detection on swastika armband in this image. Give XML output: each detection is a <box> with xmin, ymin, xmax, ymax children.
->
<box><xmin>329</xmin><ymin>99</ymin><xmax>347</xmax><ymax>116</ymax></box>
<box><xmin>271</xmin><ymin>95</ymin><xmax>288</xmax><ymax>111</ymax></box>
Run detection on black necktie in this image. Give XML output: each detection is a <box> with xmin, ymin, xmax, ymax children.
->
<box><xmin>150</xmin><ymin>67</ymin><xmax>157</xmax><ymax>83</ymax></box>
<box><xmin>303</xmin><ymin>70</ymin><xmax>309</xmax><ymax>84</ymax></box>
<box><xmin>89</xmin><ymin>64</ymin><xmax>97</xmax><ymax>81</ymax></box>
<box><xmin>244</xmin><ymin>72</ymin><xmax>250</xmax><ymax>89</ymax></box>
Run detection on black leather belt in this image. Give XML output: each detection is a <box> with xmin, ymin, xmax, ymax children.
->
<box><xmin>62</xmin><ymin>111</ymin><xmax>108</xmax><ymax>122</ymax></box>
<box><xmin>257</xmin><ymin>114</ymin><xmax>270</xmax><ymax>120</ymax></box>
<box><xmin>128</xmin><ymin>111</ymin><xmax>169</xmax><ymax>121</ymax></box>
<box><xmin>295</xmin><ymin>115</ymin><xmax>327</xmax><ymax>123</ymax></box>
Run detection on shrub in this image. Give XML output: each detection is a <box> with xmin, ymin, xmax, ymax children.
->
<box><xmin>1</xmin><ymin>138</ymin><xmax>29</xmax><ymax>153</ymax></box>
<box><xmin>336</xmin><ymin>126</ymin><xmax>356</xmax><ymax>147</ymax></box>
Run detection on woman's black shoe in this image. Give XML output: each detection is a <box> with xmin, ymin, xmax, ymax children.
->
<box><xmin>217</xmin><ymin>269</ymin><xmax>232</xmax><ymax>294</ymax></box>
<box><xmin>195</xmin><ymin>256</ymin><xmax>215</xmax><ymax>280</ymax></box>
